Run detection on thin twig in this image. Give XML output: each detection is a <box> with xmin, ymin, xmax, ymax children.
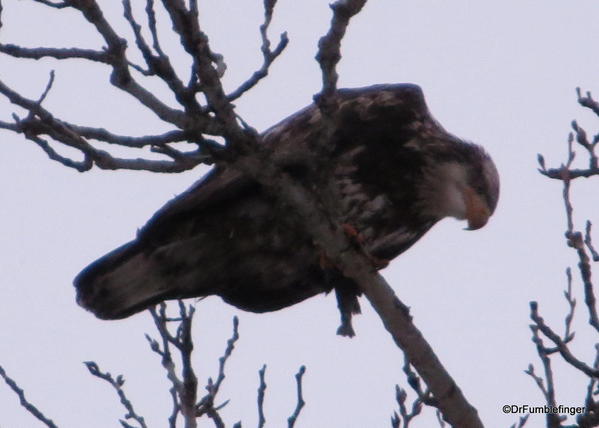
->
<box><xmin>510</xmin><ymin>414</ymin><xmax>529</xmax><ymax>428</ymax></box>
<box><xmin>402</xmin><ymin>356</ymin><xmax>436</xmax><ymax>407</ymax></box>
<box><xmin>147</xmin><ymin>304</ymin><xmax>183</xmax><ymax>427</ymax></box>
<box><xmin>563</xmin><ymin>268</ymin><xmax>577</xmax><ymax>342</ymax></box>
<box><xmin>149</xmin><ymin>302</ymin><xmax>198</xmax><ymax>428</ymax></box>
<box><xmin>36</xmin><ymin>70</ymin><xmax>55</xmax><ymax>105</ymax></box>
<box><xmin>196</xmin><ymin>316</ymin><xmax>240</xmax><ymax>422</ymax></box>
<box><xmin>391</xmin><ymin>384</ymin><xmax>424</xmax><ymax>428</ymax></box>
<box><xmin>32</xmin><ymin>0</ymin><xmax>69</xmax><ymax>8</ymax></box>
<box><xmin>84</xmin><ymin>361</ymin><xmax>148</xmax><ymax>428</ymax></box>
<box><xmin>287</xmin><ymin>366</ymin><xmax>306</xmax><ymax>428</ymax></box>
<box><xmin>123</xmin><ymin>0</ymin><xmax>201</xmax><ymax>115</ymax></box>
<box><xmin>530</xmin><ymin>302</ymin><xmax>599</xmax><ymax>378</ymax></box>
<box><xmin>578</xmin><ymin>346</ymin><xmax>599</xmax><ymax>427</ymax></box>
<box><xmin>257</xmin><ymin>365</ymin><xmax>267</xmax><ymax>428</ymax></box>
<box><xmin>0</xmin><ymin>365</ymin><xmax>58</xmax><ymax>428</ymax></box>
<box><xmin>585</xmin><ymin>221</ymin><xmax>599</xmax><ymax>262</ymax></box>
<box><xmin>227</xmin><ymin>0</ymin><xmax>288</xmax><ymax>102</ymax></box>
<box><xmin>547</xmin><ymin>136</ymin><xmax>599</xmax><ymax>332</ymax></box>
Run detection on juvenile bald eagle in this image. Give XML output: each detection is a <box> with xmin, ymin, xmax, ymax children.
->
<box><xmin>75</xmin><ymin>84</ymin><xmax>499</xmax><ymax>336</ymax></box>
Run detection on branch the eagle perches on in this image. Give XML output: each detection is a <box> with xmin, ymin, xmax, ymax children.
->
<box><xmin>0</xmin><ymin>1</ymin><xmax>483</xmax><ymax>427</ymax></box>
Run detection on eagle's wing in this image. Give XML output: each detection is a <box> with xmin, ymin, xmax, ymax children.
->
<box><xmin>76</xmin><ymin>164</ymin><xmax>332</xmax><ymax>320</ymax></box>
<box><xmin>75</xmin><ymin>167</ymin><xmax>252</xmax><ymax>317</ymax></box>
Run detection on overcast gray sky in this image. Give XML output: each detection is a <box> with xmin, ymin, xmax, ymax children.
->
<box><xmin>2</xmin><ymin>1</ymin><xmax>599</xmax><ymax>427</ymax></box>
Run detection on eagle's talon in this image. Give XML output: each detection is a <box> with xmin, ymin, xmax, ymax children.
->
<box><xmin>337</xmin><ymin>321</ymin><xmax>356</xmax><ymax>337</ymax></box>
<box><xmin>342</xmin><ymin>223</ymin><xmax>365</xmax><ymax>244</ymax></box>
<box><xmin>370</xmin><ymin>256</ymin><xmax>389</xmax><ymax>270</ymax></box>
<box><xmin>341</xmin><ymin>223</ymin><xmax>388</xmax><ymax>269</ymax></box>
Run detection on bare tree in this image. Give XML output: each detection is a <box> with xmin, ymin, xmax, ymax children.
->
<box><xmin>1</xmin><ymin>302</ymin><xmax>306</xmax><ymax>427</ymax></box>
<box><xmin>0</xmin><ymin>1</ymin><xmax>485</xmax><ymax>426</ymax></box>
<box><xmin>527</xmin><ymin>88</ymin><xmax>599</xmax><ymax>427</ymax></box>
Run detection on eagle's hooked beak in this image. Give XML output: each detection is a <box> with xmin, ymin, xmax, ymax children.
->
<box><xmin>464</xmin><ymin>187</ymin><xmax>491</xmax><ymax>230</ymax></box>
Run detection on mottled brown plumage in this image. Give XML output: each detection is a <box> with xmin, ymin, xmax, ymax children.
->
<box><xmin>75</xmin><ymin>84</ymin><xmax>499</xmax><ymax>336</ymax></box>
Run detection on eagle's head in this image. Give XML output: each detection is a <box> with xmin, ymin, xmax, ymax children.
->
<box><xmin>419</xmin><ymin>142</ymin><xmax>500</xmax><ymax>230</ymax></box>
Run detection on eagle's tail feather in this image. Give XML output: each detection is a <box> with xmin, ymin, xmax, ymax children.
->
<box><xmin>74</xmin><ymin>241</ymin><xmax>176</xmax><ymax>320</ymax></box>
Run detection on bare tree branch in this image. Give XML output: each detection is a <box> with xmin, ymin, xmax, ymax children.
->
<box><xmin>539</xmin><ymin>89</ymin><xmax>599</xmax><ymax>180</ymax></box>
<box><xmin>577</xmin><ymin>87</ymin><xmax>599</xmax><ymax>122</ymax></box>
<box><xmin>577</xmin><ymin>345</ymin><xmax>599</xmax><ymax>427</ymax></box>
<box><xmin>509</xmin><ymin>414</ymin><xmax>529</xmax><ymax>428</ymax></box>
<box><xmin>123</xmin><ymin>0</ymin><xmax>203</xmax><ymax>116</ymax></box>
<box><xmin>287</xmin><ymin>365</ymin><xmax>306</xmax><ymax>428</ymax></box>
<box><xmin>0</xmin><ymin>364</ymin><xmax>59</xmax><ymax>428</ymax></box>
<box><xmin>0</xmin><ymin>78</ymin><xmax>211</xmax><ymax>172</ymax></box>
<box><xmin>560</xmin><ymin>162</ymin><xmax>599</xmax><ymax>334</ymax></box>
<box><xmin>533</xmin><ymin>86</ymin><xmax>599</xmax><ymax>427</ymax></box>
<box><xmin>0</xmin><ymin>43</ymin><xmax>108</xmax><ymax>62</ymax></box>
<box><xmin>227</xmin><ymin>0</ymin><xmax>289</xmax><ymax>102</ymax></box>
<box><xmin>402</xmin><ymin>356</ymin><xmax>436</xmax><ymax>407</ymax></box>
<box><xmin>147</xmin><ymin>302</ymin><xmax>199</xmax><ymax>428</ymax></box>
<box><xmin>159</xmin><ymin>0</ymin><xmax>244</xmax><ymax>138</ymax></box>
<box><xmin>525</xmin><ymin>340</ymin><xmax>561</xmax><ymax>428</ymax></box>
<box><xmin>530</xmin><ymin>302</ymin><xmax>599</xmax><ymax>378</ymax></box>
<box><xmin>315</xmin><ymin>0</ymin><xmax>367</xmax><ymax>101</ymax></box>
<box><xmin>84</xmin><ymin>361</ymin><xmax>148</xmax><ymax>428</ymax></box>
<box><xmin>391</xmin><ymin>383</ymin><xmax>424</xmax><ymax>428</ymax></box>
<box><xmin>196</xmin><ymin>316</ymin><xmax>239</xmax><ymax>423</ymax></box>
<box><xmin>32</xmin><ymin>0</ymin><xmax>69</xmax><ymax>8</ymax></box>
<box><xmin>257</xmin><ymin>365</ymin><xmax>267</xmax><ymax>428</ymax></box>
<box><xmin>584</xmin><ymin>221</ymin><xmax>599</xmax><ymax>262</ymax></box>
<box><xmin>563</xmin><ymin>268</ymin><xmax>577</xmax><ymax>342</ymax></box>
